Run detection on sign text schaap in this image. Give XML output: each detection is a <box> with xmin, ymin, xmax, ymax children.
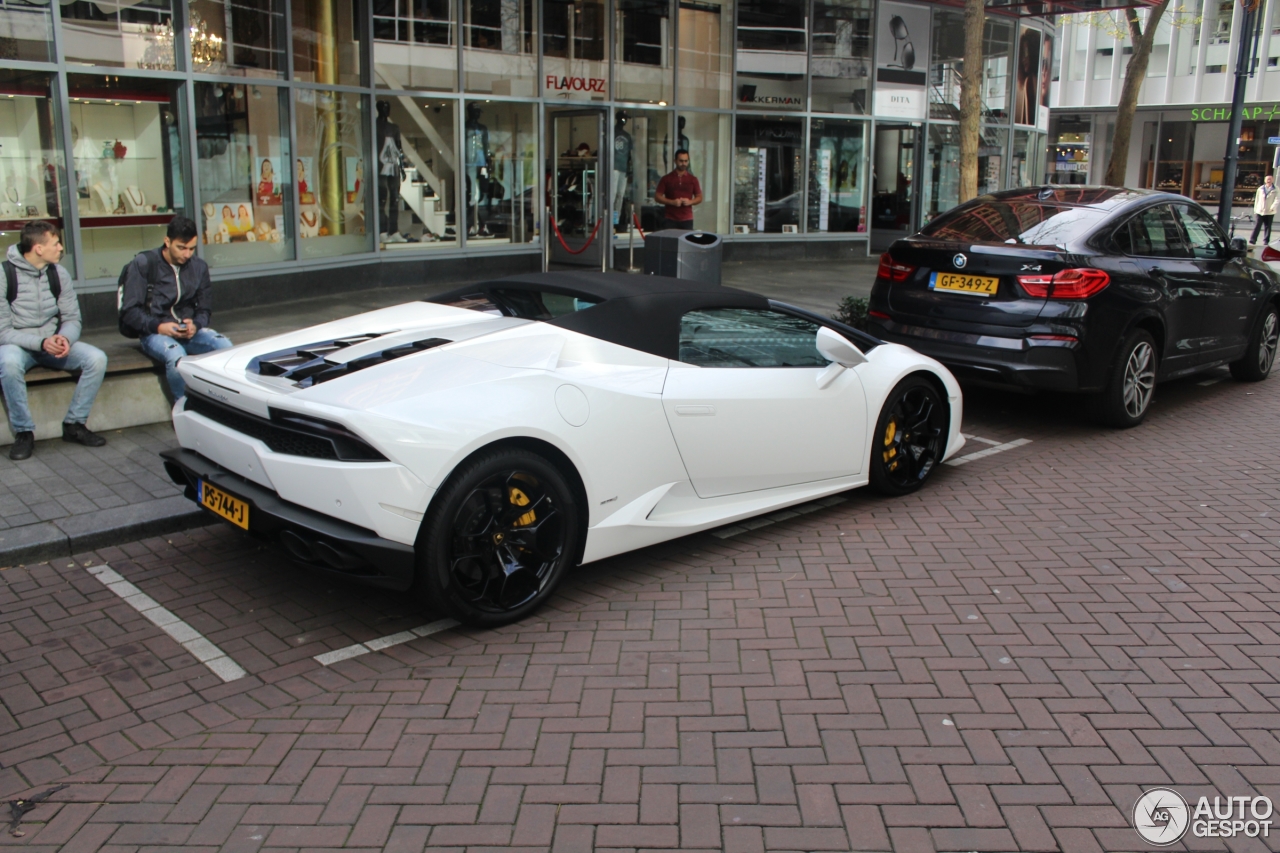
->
<box><xmin>546</xmin><ymin>75</ymin><xmax>606</xmax><ymax>94</ymax></box>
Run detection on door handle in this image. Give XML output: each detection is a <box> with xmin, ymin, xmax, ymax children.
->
<box><xmin>674</xmin><ymin>405</ymin><xmax>715</xmax><ymax>416</ymax></box>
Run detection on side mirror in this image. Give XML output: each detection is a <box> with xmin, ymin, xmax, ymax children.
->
<box><xmin>816</xmin><ymin>326</ymin><xmax>867</xmax><ymax>368</ymax></box>
<box><xmin>1229</xmin><ymin>236</ymin><xmax>1249</xmax><ymax>259</ymax></box>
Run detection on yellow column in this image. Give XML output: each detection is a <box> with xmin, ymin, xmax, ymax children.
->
<box><xmin>316</xmin><ymin>0</ymin><xmax>343</xmax><ymax>235</ymax></box>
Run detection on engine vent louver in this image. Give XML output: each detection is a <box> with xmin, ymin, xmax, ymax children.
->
<box><xmin>248</xmin><ymin>335</ymin><xmax>450</xmax><ymax>387</ymax></box>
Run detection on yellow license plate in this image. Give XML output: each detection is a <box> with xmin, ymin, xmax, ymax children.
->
<box><xmin>930</xmin><ymin>271</ymin><xmax>1000</xmax><ymax>297</ymax></box>
<box><xmin>199</xmin><ymin>480</ymin><xmax>249</xmax><ymax>530</ymax></box>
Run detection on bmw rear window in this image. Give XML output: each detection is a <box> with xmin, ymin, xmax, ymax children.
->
<box><xmin>921</xmin><ymin>200</ymin><xmax>1111</xmax><ymax>246</ymax></box>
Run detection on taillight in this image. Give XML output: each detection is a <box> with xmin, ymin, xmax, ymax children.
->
<box><xmin>869</xmin><ymin>310</ymin><xmax>891</xmax><ymax>320</ymax></box>
<box><xmin>1262</xmin><ymin>245</ymin><xmax>1280</xmax><ymax>262</ymax></box>
<box><xmin>877</xmin><ymin>253</ymin><xmax>916</xmax><ymax>282</ymax></box>
<box><xmin>1017</xmin><ymin>267</ymin><xmax>1110</xmax><ymax>299</ymax></box>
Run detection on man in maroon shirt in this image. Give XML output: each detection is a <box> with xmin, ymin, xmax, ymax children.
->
<box><xmin>654</xmin><ymin>149</ymin><xmax>703</xmax><ymax>231</ymax></box>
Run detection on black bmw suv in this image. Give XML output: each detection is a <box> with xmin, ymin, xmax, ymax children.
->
<box><xmin>868</xmin><ymin>186</ymin><xmax>1280</xmax><ymax>426</ymax></box>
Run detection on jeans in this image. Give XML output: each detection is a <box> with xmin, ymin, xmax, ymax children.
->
<box><xmin>0</xmin><ymin>342</ymin><xmax>108</xmax><ymax>434</ymax></box>
<box><xmin>1252</xmin><ymin>214</ymin><xmax>1274</xmax><ymax>245</ymax></box>
<box><xmin>140</xmin><ymin>328</ymin><xmax>233</xmax><ymax>400</ymax></box>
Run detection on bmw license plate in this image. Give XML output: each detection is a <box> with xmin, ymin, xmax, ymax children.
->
<box><xmin>930</xmin><ymin>271</ymin><xmax>999</xmax><ymax>297</ymax></box>
<box><xmin>198</xmin><ymin>480</ymin><xmax>250</xmax><ymax>530</ymax></box>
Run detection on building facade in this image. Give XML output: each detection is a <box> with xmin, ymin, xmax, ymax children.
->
<box><xmin>0</xmin><ymin>0</ymin><xmax>1053</xmax><ymax>307</ymax></box>
<box><xmin>1051</xmin><ymin>2</ymin><xmax>1280</xmax><ymax>228</ymax></box>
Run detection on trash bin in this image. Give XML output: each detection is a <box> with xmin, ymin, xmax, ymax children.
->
<box><xmin>643</xmin><ymin>230</ymin><xmax>724</xmax><ymax>285</ymax></box>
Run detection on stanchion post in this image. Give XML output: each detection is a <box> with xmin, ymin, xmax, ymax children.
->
<box><xmin>627</xmin><ymin>223</ymin><xmax>639</xmax><ymax>273</ymax></box>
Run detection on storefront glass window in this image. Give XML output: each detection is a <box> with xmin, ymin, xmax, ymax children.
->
<box><xmin>294</xmin><ymin>88</ymin><xmax>369</xmax><ymax>258</ymax></box>
<box><xmin>195</xmin><ymin>82</ymin><xmax>292</xmax><ymax>268</ymax></box>
<box><xmin>0</xmin><ymin>70</ymin><xmax>73</xmax><ymax>278</ymax></box>
<box><xmin>463</xmin><ymin>0</ymin><xmax>535</xmax><ymax>94</ymax></box>
<box><xmin>543</xmin><ymin>0</ymin><xmax>608</xmax><ymax>100</ymax></box>
<box><xmin>733</xmin><ymin>114</ymin><xmax>802</xmax><ymax>232</ymax></box>
<box><xmin>69</xmin><ymin>74</ymin><xmax>185</xmax><ymax>279</ymax></box>
<box><xmin>187</xmin><ymin>0</ymin><xmax>287</xmax><ymax>77</ymax></box>
<box><xmin>1011</xmin><ymin>128</ymin><xmax>1045</xmax><ymax>187</ymax></box>
<box><xmin>0</xmin><ymin>0</ymin><xmax>54</xmax><ymax>60</ymax></box>
<box><xmin>1154</xmin><ymin>119</ymin><xmax>1190</xmax><ymax>194</ymax></box>
<box><xmin>920</xmin><ymin>124</ymin><xmax>1005</xmax><ymax>224</ymax></box>
<box><xmin>373</xmin><ymin>0</ymin><xmax>457</xmax><ymax>90</ymax></box>
<box><xmin>375</xmin><ymin>97</ymin><xmax>455</xmax><ymax>247</ymax></box>
<box><xmin>615</xmin><ymin>0</ymin><xmax>674</xmax><ymax>105</ymax></box>
<box><xmin>1049</xmin><ymin>113</ymin><xmax>1090</xmax><ymax>185</ymax></box>
<box><xmin>294</xmin><ymin>0</ymin><xmax>361</xmax><ymax>86</ymax></box>
<box><xmin>807</xmin><ymin>118</ymin><xmax>865</xmax><ymax>232</ymax></box>
<box><xmin>677</xmin><ymin>0</ymin><xmax>732</xmax><ymax>108</ymax></box>
<box><xmin>735</xmin><ymin>0</ymin><xmax>806</xmax><ymax>110</ymax></box>
<box><xmin>462</xmin><ymin>100</ymin><xmax>536</xmax><ymax>244</ymax></box>
<box><xmin>810</xmin><ymin>0</ymin><xmax>871</xmax><ymax>114</ymax></box>
<box><xmin>931</xmin><ymin>13</ymin><xmax>1012</xmax><ymax>120</ymax></box>
<box><xmin>984</xmin><ymin>20</ymin><xmax>1013</xmax><ymax>121</ymax></box>
<box><xmin>679</xmin><ymin>111</ymin><xmax>730</xmax><ymax>232</ymax></box>
<box><xmin>611</xmin><ymin>108</ymin><xmax>671</xmax><ymax>235</ymax></box>
<box><xmin>60</xmin><ymin>0</ymin><xmax>175</xmax><ymax>70</ymax></box>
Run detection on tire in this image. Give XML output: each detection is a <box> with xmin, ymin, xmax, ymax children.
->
<box><xmin>1095</xmin><ymin>328</ymin><xmax>1158</xmax><ymax>428</ymax></box>
<box><xmin>416</xmin><ymin>448</ymin><xmax>581</xmax><ymax>627</ymax></box>
<box><xmin>1229</xmin><ymin>303</ymin><xmax>1279</xmax><ymax>382</ymax></box>
<box><xmin>868</xmin><ymin>376</ymin><xmax>949</xmax><ymax>496</ymax></box>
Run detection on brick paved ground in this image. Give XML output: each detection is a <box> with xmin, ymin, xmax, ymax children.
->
<box><xmin>1</xmin><ymin>367</ymin><xmax>1279</xmax><ymax>851</ymax></box>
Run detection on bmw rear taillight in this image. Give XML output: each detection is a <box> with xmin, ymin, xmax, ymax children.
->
<box><xmin>1262</xmin><ymin>245</ymin><xmax>1280</xmax><ymax>262</ymax></box>
<box><xmin>877</xmin><ymin>253</ymin><xmax>917</xmax><ymax>282</ymax></box>
<box><xmin>1017</xmin><ymin>267</ymin><xmax>1110</xmax><ymax>299</ymax></box>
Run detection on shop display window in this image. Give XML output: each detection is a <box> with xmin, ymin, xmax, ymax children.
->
<box><xmin>293</xmin><ymin>0</ymin><xmax>361</xmax><ymax>86</ymax></box>
<box><xmin>195</xmin><ymin>82</ymin><xmax>293</xmax><ymax>268</ymax></box>
<box><xmin>1152</xmin><ymin>119</ymin><xmax>1191</xmax><ymax>195</ymax></box>
<box><xmin>610</xmin><ymin>108</ymin><xmax>671</xmax><ymax>235</ymax></box>
<box><xmin>187</xmin><ymin>0</ymin><xmax>287</xmax><ymax>77</ymax></box>
<box><xmin>679</xmin><ymin>111</ymin><xmax>730</xmax><ymax>232</ymax></box>
<box><xmin>1050</xmin><ymin>113</ymin><xmax>1090</xmax><ymax>186</ymax></box>
<box><xmin>60</xmin><ymin>0</ymin><xmax>176</xmax><ymax>70</ymax></box>
<box><xmin>807</xmin><ymin>118</ymin><xmax>865</xmax><ymax>232</ymax></box>
<box><xmin>920</xmin><ymin>124</ymin><xmax>1006</xmax><ymax>224</ymax></box>
<box><xmin>1188</xmin><ymin>120</ymin><xmax>1278</xmax><ymax>214</ymax></box>
<box><xmin>1011</xmin><ymin>128</ymin><xmax>1045</xmax><ymax>187</ymax></box>
<box><xmin>68</xmin><ymin>75</ymin><xmax>185</xmax><ymax>279</ymax></box>
<box><xmin>615</xmin><ymin>0</ymin><xmax>674</xmax><ymax>105</ymax></box>
<box><xmin>462</xmin><ymin>100</ymin><xmax>537</xmax><ymax>245</ymax></box>
<box><xmin>543</xmin><ymin>0</ymin><xmax>608</xmax><ymax>100</ymax></box>
<box><xmin>733</xmin><ymin>114</ymin><xmax>802</xmax><ymax>232</ymax></box>
<box><xmin>810</xmin><ymin>0</ymin><xmax>871</xmax><ymax>115</ymax></box>
<box><xmin>735</xmin><ymin>0</ymin><xmax>807</xmax><ymax>110</ymax></box>
<box><xmin>677</xmin><ymin>0</ymin><xmax>732</xmax><ymax>108</ymax></box>
<box><xmin>463</xmin><ymin>0</ymin><xmax>535</xmax><ymax>94</ymax></box>
<box><xmin>0</xmin><ymin>0</ymin><xmax>55</xmax><ymax>61</ymax></box>
<box><xmin>373</xmin><ymin>0</ymin><xmax>458</xmax><ymax>91</ymax></box>
<box><xmin>931</xmin><ymin>13</ymin><xmax>1013</xmax><ymax>121</ymax></box>
<box><xmin>375</xmin><ymin>97</ymin><xmax>456</xmax><ymax>248</ymax></box>
<box><xmin>0</xmin><ymin>70</ymin><xmax>74</xmax><ymax>277</ymax></box>
<box><xmin>294</xmin><ymin>88</ymin><xmax>369</xmax><ymax>259</ymax></box>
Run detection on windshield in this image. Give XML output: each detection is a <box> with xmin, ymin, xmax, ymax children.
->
<box><xmin>920</xmin><ymin>200</ymin><xmax>1110</xmax><ymax>246</ymax></box>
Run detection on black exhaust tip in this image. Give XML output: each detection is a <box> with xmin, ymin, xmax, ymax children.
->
<box><xmin>314</xmin><ymin>540</ymin><xmax>365</xmax><ymax>571</ymax></box>
<box><xmin>279</xmin><ymin>529</ymin><xmax>319</xmax><ymax>562</ymax></box>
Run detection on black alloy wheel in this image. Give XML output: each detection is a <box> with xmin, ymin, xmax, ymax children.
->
<box><xmin>418</xmin><ymin>449</ymin><xmax>580</xmax><ymax>627</ymax></box>
<box><xmin>1230</xmin><ymin>304</ymin><xmax>1279</xmax><ymax>382</ymax></box>
<box><xmin>869</xmin><ymin>376</ymin><xmax>949</xmax><ymax>496</ymax></box>
<box><xmin>1096</xmin><ymin>328</ymin><xmax>1158</xmax><ymax>428</ymax></box>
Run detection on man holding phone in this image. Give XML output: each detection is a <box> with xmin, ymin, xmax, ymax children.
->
<box><xmin>120</xmin><ymin>216</ymin><xmax>232</xmax><ymax>400</ymax></box>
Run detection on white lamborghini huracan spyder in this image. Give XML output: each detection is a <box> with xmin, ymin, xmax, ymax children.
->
<box><xmin>162</xmin><ymin>272</ymin><xmax>965</xmax><ymax>625</ymax></box>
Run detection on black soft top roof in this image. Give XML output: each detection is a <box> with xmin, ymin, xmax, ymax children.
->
<box><xmin>429</xmin><ymin>271</ymin><xmax>772</xmax><ymax>360</ymax></box>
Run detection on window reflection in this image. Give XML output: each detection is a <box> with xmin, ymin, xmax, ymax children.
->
<box><xmin>463</xmin><ymin>0</ymin><xmax>536</xmax><ymax>94</ymax></box>
<box><xmin>294</xmin><ymin>0</ymin><xmax>361</xmax><ymax>86</ymax></box>
<box><xmin>921</xmin><ymin>124</ymin><xmax>1006</xmax><ymax>224</ymax></box>
<box><xmin>930</xmin><ymin>12</ymin><xmax>1013</xmax><ymax>121</ymax></box>
<box><xmin>677</xmin><ymin>0</ymin><xmax>732</xmax><ymax>108</ymax></box>
<box><xmin>735</xmin><ymin>0</ymin><xmax>807</xmax><ymax>109</ymax></box>
<box><xmin>733</xmin><ymin>115</ymin><xmax>803</xmax><ymax>232</ymax></box>
<box><xmin>612</xmin><ymin>109</ymin><xmax>671</xmax><ymax>235</ymax></box>
<box><xmin>544</xmin><ymin>0</ymin><xmax>608</xmax><ymax>98</ymax></box>
<box><xmin>0</xmin><ymin>0</ymin><xmax>55</xmax><ymax>60</ymax></box>
<box><xmin>294</xmin><ymin>88</ymin><xmax>369</xmax><ymax>258</ymax></box>
<box><xmin>615</xmin><ymin>0</ymin><xmax>673</xmax><ymax>105</ymax></box>
<box><xmin>187</xmin><ymin>0</ymin><xmax>287</xmax><ymax>77</ymax></box>
<box><xmin>60</xmin><ymin>0</ymin><xmax>175</xmax><ymax>69</ymax></box>
<box><xmin>811</xmin><ymin>0</ymin><xmax>871</xmax><ymax>114</ymax></box>
<box><xmin>373</xmin><ymin>0</ymin><xmax>457</xmax><ymax>90</ymax></box>
<box><xmin>463</xmin><ymin>101</ymin><xmax>537</xmax><ymax>244</ymax></box>
<box><xmin>808</xmin><ymin>119</ymin><xmax>866</xmax><ymax>232</ymax></box>
<box><xmin>679</xmin><ymin>111</ymin><xmax>730</xmax><ymax>232</ymax></box>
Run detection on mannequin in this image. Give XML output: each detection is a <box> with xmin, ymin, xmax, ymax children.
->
<box><xmin>376</xmin><ymin>99</ymin><xmax>406</xmax><ymax>242</ymax></box>
<box><xmin>612</xmin><ymin>111</ymin><xmax>633</xmax><ymax>229</ymax></box>
<box><xmin>678</xmin><ymin>116</ymin><xmax>690</xmax><ymax>156</ymax></box>
<box><xmin>465</xmin><ymin>103</ymin><xmax>493</xmax><ymax>237</ymax></box>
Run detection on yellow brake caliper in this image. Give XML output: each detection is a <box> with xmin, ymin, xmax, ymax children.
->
<box><xmin>510</xmin><ymin>486</ymin><xmax>537</xmax><ymax>527</ymax></box>
<box><xmin>883</xmin><ymin>419</ymin><xmax>900</xmax><ymax>470</ymax></box>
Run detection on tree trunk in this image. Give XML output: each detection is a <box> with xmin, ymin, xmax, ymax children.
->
<box><xmin>1105</xmin><ymin>0</ymin><xmax>1173</xmax><ymax>186</ymax></box>
<box><xmin>959</xmin><ymin>0</ymin><xmax>985</xmax><ymax>202</ymax></box>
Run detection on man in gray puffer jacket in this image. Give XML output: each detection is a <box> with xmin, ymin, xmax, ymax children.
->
<box><xmin>1</xmin><ymin>221</ymin><xmax>108</xmax><ymax>461</ymax></box>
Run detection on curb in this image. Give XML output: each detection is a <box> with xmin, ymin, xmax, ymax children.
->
<box><xmin>0</xmin><ymin>496</ymin><xmax>209</xmax><ymax>567</ymax></box>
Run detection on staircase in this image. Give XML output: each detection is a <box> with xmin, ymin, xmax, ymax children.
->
<box><xmin>397</xmin><ymin>161</ymin><xmax>449</xmax><ymax>239</ymax></box>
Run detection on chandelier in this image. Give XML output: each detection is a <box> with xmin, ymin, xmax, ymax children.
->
<box><xmin>190</xmin><ymin>15</ymin><xmax>226</xmax><ymax>71</ymax></box>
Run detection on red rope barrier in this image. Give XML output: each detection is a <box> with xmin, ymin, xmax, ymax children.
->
<box><xmin>550</xmin><ymin>216</ymin><xmax>603</xmax><ymax>255</ymax></box>
<box><xmin>632</xmin><ymin>212</ymin><xmax>646</xmax><ymax>240</ymax></box>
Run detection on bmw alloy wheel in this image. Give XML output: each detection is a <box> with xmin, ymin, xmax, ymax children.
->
<box><xmin>1122</xmin><ymin>341</ymin><xmax>1156</xmax><ymax>419</ymax></box>
<box><xmin>1259</xmin><ymin>311</ymin><xmax>1278</xmax><ymax>374</ymax></box>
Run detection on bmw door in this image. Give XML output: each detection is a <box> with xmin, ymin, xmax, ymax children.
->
<box><xmin>1121</xmin><ymin>204</ymin><xmax>1205</xmax><ymax>375</ymax></box>
<box><xmin>662</xmin><ymin>308</ymin><xmax>868</xmax><ymax>499</ymax></box>
<box><xmin>1172</xmin><ymin>203</ymin><xmax>1264</xmax><ymax>362</ymax></box>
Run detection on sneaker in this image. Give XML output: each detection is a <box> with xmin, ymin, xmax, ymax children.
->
<box><xmin>62</xmin><ymin>422</ymin><xmax>106</xmax><ymax>447</ymax></box>
<box><xmin>8</xmin><ymin>431</ymin><xmax>34</xmax><ymax>460</ymax></box>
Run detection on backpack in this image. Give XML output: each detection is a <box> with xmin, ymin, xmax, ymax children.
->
<box><xmin>117</xmin><ymin>250</ymin><xmax>160</xmax><ymax>339</ymax></box>
<box><xmin>2</xmin><ymin>258</ymin><xmax>61</xmax><ymax>325</ymax></box>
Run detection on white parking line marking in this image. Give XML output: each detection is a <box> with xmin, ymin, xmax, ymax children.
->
<box><xmin>710</xmin><ymin>495</ymin><xmax>847</xmax><ymax>540</ymax></box>
<box><xmin>961</xmin><ymin>433</ymin><xmax>1003</xmax><ymax>446</ymax></box>
<box><xmin>944</xmin><ymin>437</ymin><xmax>1032</xmax><ymax>467</ymax></box>
<box><xmin>314</xmin><ymin>617</ymin><xmax>460</xmax><ymax>666</ymax></box>
<box><xmin>86</xmin><ymin>565</ymin><xmax>246</xmax><ymax>682</ymax></box>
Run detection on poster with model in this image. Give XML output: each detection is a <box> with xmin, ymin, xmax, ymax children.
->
<box><xmin>1038</xmin><ymin>32</ymin><xmax>1053</xmax><ymax>130</ymax></box>
<box><xmin>1016</xmin><ymin>27</ymin><xmax>1041</xmax><ymax>126</ymax></box>
<box><xmin>874</xmin><ymin>1</ymin><xmax>929</xmax><ymax>120</ymax></box>
<box><xmin>256</xmin><ymin>156</ymin><xmax>282</xmax><ymax>205</ymax></box>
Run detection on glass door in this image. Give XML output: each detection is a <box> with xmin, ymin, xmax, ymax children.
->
<box><xmin>871</xmin><ymin>123</ymin><xmax>917</xmax><ymax>252</ymax></box>
<box><xmin>547</xmin><ymin>109</ymin><xmax>607</xmax><ymax>267</ymax></box>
